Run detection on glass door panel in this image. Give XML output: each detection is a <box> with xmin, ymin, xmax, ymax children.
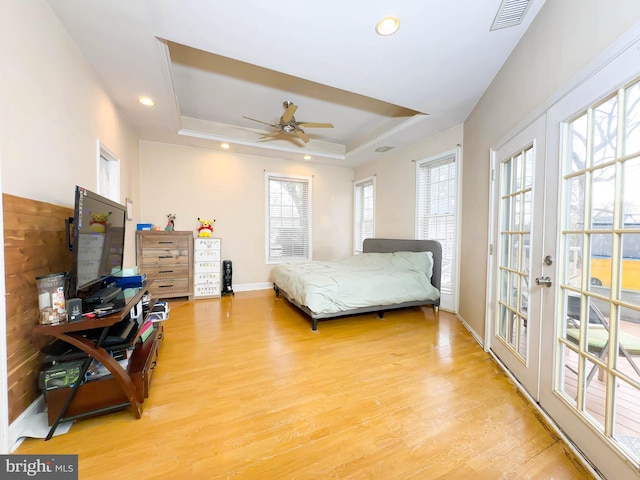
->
<box><xmin>489</xmin><ymin>116</ymin><xmax>546</xmax><ymax>399</ymax></box>
<box><xmin>552</xmin><ymin>77</ymin><xmax>640</xmax><ymax>470</ymax></box>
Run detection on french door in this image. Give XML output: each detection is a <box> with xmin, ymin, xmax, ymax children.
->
<box><xmin>539</xmin><ymin>46</ymin><xmax>640</xmax><ymax>479</ymax></box>
<box><xmin>489</xmin><ymin>117</ymin><xmax>547</xmax><ymax>400</ymax></box>
<box><xmin>489</xmin><ymin>32</ymin><xmax>640</xmax><ymax>479</ymax></box>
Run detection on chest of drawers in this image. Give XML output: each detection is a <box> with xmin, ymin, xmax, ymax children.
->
<box><xmin>136</xmin><ymin>231</ymin><xmax>193</xmax><ymax>299</ymax></box>
<box><xmin>193</xmin><ymin>237</ymin><xmax>221</xmax><ymax>298</ymax></box>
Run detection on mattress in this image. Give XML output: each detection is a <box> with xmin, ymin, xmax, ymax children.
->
<box><xmin>271</xmin><ymin>251</ymin><xmax>440</xmax><ymax>315</ymax></box>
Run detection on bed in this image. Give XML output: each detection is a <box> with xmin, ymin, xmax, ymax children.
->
<box><xmin>272</xmin><ymin>238</ymin><xmax>441</xmax><ymax>330</ymax></box>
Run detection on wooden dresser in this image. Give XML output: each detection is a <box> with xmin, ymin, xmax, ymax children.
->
<box><xmin>136</xmin><ymin>231</ymin><xmax>194</xmax><ymax>299</ymax></box>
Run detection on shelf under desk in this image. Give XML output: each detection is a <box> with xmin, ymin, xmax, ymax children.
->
<box><xmin>34</xmin><ymin>283</ymin><xmax>161</xmax><ymax>439</ymax></box>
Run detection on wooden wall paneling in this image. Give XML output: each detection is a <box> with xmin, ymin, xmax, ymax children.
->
<box><xmin>3</xmin><ymin>194</ymin><xmax>73</xmax><ymax>423</ymax></box>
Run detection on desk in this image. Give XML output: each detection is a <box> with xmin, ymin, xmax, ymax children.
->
<box><xmin>34</xmin><ymin>285</ymin><xmax>161</xmax><ymax>440</ymax></box>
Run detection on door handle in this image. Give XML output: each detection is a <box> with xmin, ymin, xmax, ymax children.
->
<box><xmin>535</xmin><ymin>276</ymin><xmax>552</xmax><ymax>287</ymax></box>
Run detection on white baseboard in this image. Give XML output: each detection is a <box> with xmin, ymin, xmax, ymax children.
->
<box><xmin>232</xmin><ymin>282</ymin><xmax>273</xmax><ymax>292</ymax></box>
<box><xmin>456</xmin><ymin>313</ymin><xmax>484</xmax><ymax>348</ymax></box>
<box><xmin>8</xmin><ymin>395</ymin><xmax>45</xmax><ymax>452</ymax></box>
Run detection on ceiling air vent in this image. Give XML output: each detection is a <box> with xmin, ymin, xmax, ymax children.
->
<box><xmin>490</xmin><ymin>0</ymin><xmax>532</xmax><ymax>31</ymax></box>
<box><xmin>375</xmin><ymin>146</ymin><xmax>394</xmax><ymax>153</ymax></box>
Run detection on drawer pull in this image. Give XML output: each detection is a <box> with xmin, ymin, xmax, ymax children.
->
<box><xmin>158</xmin><ymin>285</ymin><xmax>174</xmax><ymax>289</ymax></box>
<box><xmin>159</xmin><ymin>270</ymin><xmax>173</xmax><ymax>274</ymax></box>
<box><xmin>158</xmin><ymin>241</ymin><xmax>174</xmax><ymax>244</ymax></box>
<box><xmin>159</xmin><ymin>255</ymin><xmax>173</xmax><ymax>259</ymax></box>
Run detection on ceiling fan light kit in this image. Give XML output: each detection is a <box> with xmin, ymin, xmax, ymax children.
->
<box><xmin>243</xmin><ymin>101</ymin><xmax>334</xmax><ymax>144</ymax></box>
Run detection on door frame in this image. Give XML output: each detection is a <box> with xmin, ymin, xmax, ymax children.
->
<box><xmin>0</xmin><ymin>150</ymin><xmax>8</xmax><ymax>454</ymax></box>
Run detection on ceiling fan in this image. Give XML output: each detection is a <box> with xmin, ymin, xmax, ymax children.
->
<box><xmin>243</xmin><ymin>101</ymin><xmax>334</xmax><ymax>143</ymax></box>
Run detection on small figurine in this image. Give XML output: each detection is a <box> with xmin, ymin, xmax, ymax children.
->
<box><xmin>90</xmin><ymin>212</ymin><xmax>111</xmax><ymax>233</ymax></box>
<box><xmin>197</xmin><ymin>218</ymin><xmax>215</xmax><ymax>237</ymax></box>
<box><xmin>165</xmin><ymin>214</ymin><xmax>176</xmax><ymax>231</ymax></box>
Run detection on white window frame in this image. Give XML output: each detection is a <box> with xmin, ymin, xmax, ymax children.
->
<box><xmin>97</xmin><ymin>140</ymin><xmax>120</xmax><ymax>202</ymax></box>
<box><xmin>415</xmin><ymin>147</ymin><xmax>460</xmax><ymax>310</ymax></box>
<box><xmin>353</xmin><ymin>175</ymin><xmax>376</xmax><ymax>254</ymax></box>
<box><xmin>265</xmin><ymin>172</ymin><xmax>312</xmax><ymax>264</ymax></box>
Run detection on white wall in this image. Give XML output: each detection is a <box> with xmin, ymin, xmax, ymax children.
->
<box><xmin>0</xmin><ymin>0</ymin><xmax>141</xmax><ymax>449</ymax></box>
<box><xmin>139</xmin><ymin>141</ymin><xmax>354</xmax><ymax>286</ymax></box>
<box><xmin>459</xmin><ymin>0</ymin><xmax>640</xmax><ymax>338</ymax></box>
<box><xmin>354</xmin><ymin>125</ymin><xmax>464</xmax><ymax>240</ymax></box>
<box><xmin>0</xmin><ymin>0</ymin><xmax>141</xmax><ymax>266</ymax></box>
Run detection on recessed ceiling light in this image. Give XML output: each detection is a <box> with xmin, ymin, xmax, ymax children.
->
<box><xmin>138</xmin><ymin>96</ymin><xmax>156</xmax><ymax>106</ymax></box>
<box><xmin>220</xmin><ymin>142</ymin><xmax>230</xmax><ymax>149</ymax></box>
<box><xmin>303</xmin><ymin>155</ymin><xmax>311</xmax><ymax>160</ymax></box>
<box><xmin>376</xmin><ymin>16</ymin><xmax>400</xmax><ymax>36</ymax></box>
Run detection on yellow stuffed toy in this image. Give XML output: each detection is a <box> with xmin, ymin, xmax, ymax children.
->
<box><xmin>90</xmin><ymin>212</ymin><xmax>111</xmax><ymax>233</ymax></box>
<box><xmin>197</xmin><ymin>218</ymin><xmax>216</xmax><ymax>237</ymax></box>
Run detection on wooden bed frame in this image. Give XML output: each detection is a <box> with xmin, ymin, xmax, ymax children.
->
<box><xmin>273</xmin><ymin>238</ymin><xmax>442</xmax><ymax>330</ymax></box>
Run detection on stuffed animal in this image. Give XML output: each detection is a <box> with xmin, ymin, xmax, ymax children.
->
<box><xmin>197</xmin><ymin>218</ymin><xmax>215</xmax><ymax>237</ymax></box>
<box><xmin>165</xmin><ymin>214</ymin><xmax>176</xmax><ymax>231</ymax></box>
<box><xmin>90</xmin><ymin>212</ymin><xmax>111</xmax><ymax>233</ymax></box>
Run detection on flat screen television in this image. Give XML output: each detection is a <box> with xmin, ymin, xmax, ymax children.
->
<box><xmin>69</xmin><ymin>186</ymin><xmax>127</xmax><ymax>303</ymax></box>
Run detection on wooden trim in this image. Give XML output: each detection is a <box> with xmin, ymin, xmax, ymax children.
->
<box><xmin>3</xmin><ymin>194</ymin><xmax>73</xmax><ymax>423</ymax></box>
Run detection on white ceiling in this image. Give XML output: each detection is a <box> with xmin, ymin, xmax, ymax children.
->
<box><xmin>46</xmin><ymin>0</ymin><xmax>544</xmax><ymax>167</ymax></box>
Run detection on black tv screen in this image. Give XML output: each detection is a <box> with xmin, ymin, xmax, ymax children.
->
<box><xmin>71</xmin><ymin>186</ymin><xmax>126</xmax><ymax>298</ymax></box>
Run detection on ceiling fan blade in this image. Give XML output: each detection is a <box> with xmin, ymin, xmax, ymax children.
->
<box><xmin>258</xmin><ymin>130</ymin><xmax>285</xmax><ymax>141</ymax></box>
<box><xmin>295</xmin><ymin>129</ymin><xmax>309</xmax><ymax>143</ymax></box>
<box><xmin>297</xmin><ymin>122</ymin><xmax>334</xmax><ymax>129</ymax></box>
<box><xmin>243</xmin><ymin>116</ymin><xmax>279</xmax><ymax>128</ymax></box>
<box><xmin>281</xmin><ymin>103</ymin><xmax>298</xmax><ymax>123</ymax></box>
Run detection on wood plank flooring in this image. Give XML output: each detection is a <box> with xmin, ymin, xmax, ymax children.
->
<box><xmin>16</xmin><ymin>290</ymin><xmax>594</xmax><ymax>479</ymax></box>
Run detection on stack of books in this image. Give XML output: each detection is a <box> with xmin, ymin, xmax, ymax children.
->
<box><xmin>139</xmin><ymin>320</ymin><xmax>155</xmax><ymax>343</ymax></box>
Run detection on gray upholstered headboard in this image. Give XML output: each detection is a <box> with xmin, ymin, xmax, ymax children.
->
<box><xmin>362</xmin><ymin>238</ymin><xmax>442</xmax><ymax>293</ymax></box>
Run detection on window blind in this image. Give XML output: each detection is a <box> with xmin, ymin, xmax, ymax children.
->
<box><xmin>416</xmin><ymin>155</ymin><xmax>456</xmax><ymax>293</ymax></box>
<box><xmin>354</xmin><ymin>177</ymin><xmax>375</xmax><ymax>254</ymax></box>
<box><xmin>266</xmin><ymin>173</ymin><xmax>312</xmax><ymax>262</ymax></box>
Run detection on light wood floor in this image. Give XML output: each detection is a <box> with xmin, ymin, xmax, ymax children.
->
<box><xmin>16</xmin><ymin>290</ymin><xmax>594</xmax><ymax>479</ymax></box>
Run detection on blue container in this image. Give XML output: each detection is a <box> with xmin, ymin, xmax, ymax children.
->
<box><xmin>113</xmin><ymin>274</ymin><xmax>147</xmax><ymax>288</ymax></box>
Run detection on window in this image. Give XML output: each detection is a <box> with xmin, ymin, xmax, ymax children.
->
<box><xmin>265</xmin><ymin>172</ymin><xmax>312</xmax><ymax>263</ymax></box>
<box><xmin>416</xmin><ymin>151</ymin><xmax>457</xmax><ymax>295</ymax></box>
<box><xmin>353</xmin><ymin>176</ymin><xmax>375</xmax><ymax>254</ymax></box>
<box><xmin>97</xmin><ymin>141</ymin><xmax>120</xmax><ymax>202</ymax></box>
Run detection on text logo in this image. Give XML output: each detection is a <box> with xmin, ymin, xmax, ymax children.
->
<box><xmin>1</xmin><ymin>455</ymin><xmax>78</xmax><ymax>479</ymax></box>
